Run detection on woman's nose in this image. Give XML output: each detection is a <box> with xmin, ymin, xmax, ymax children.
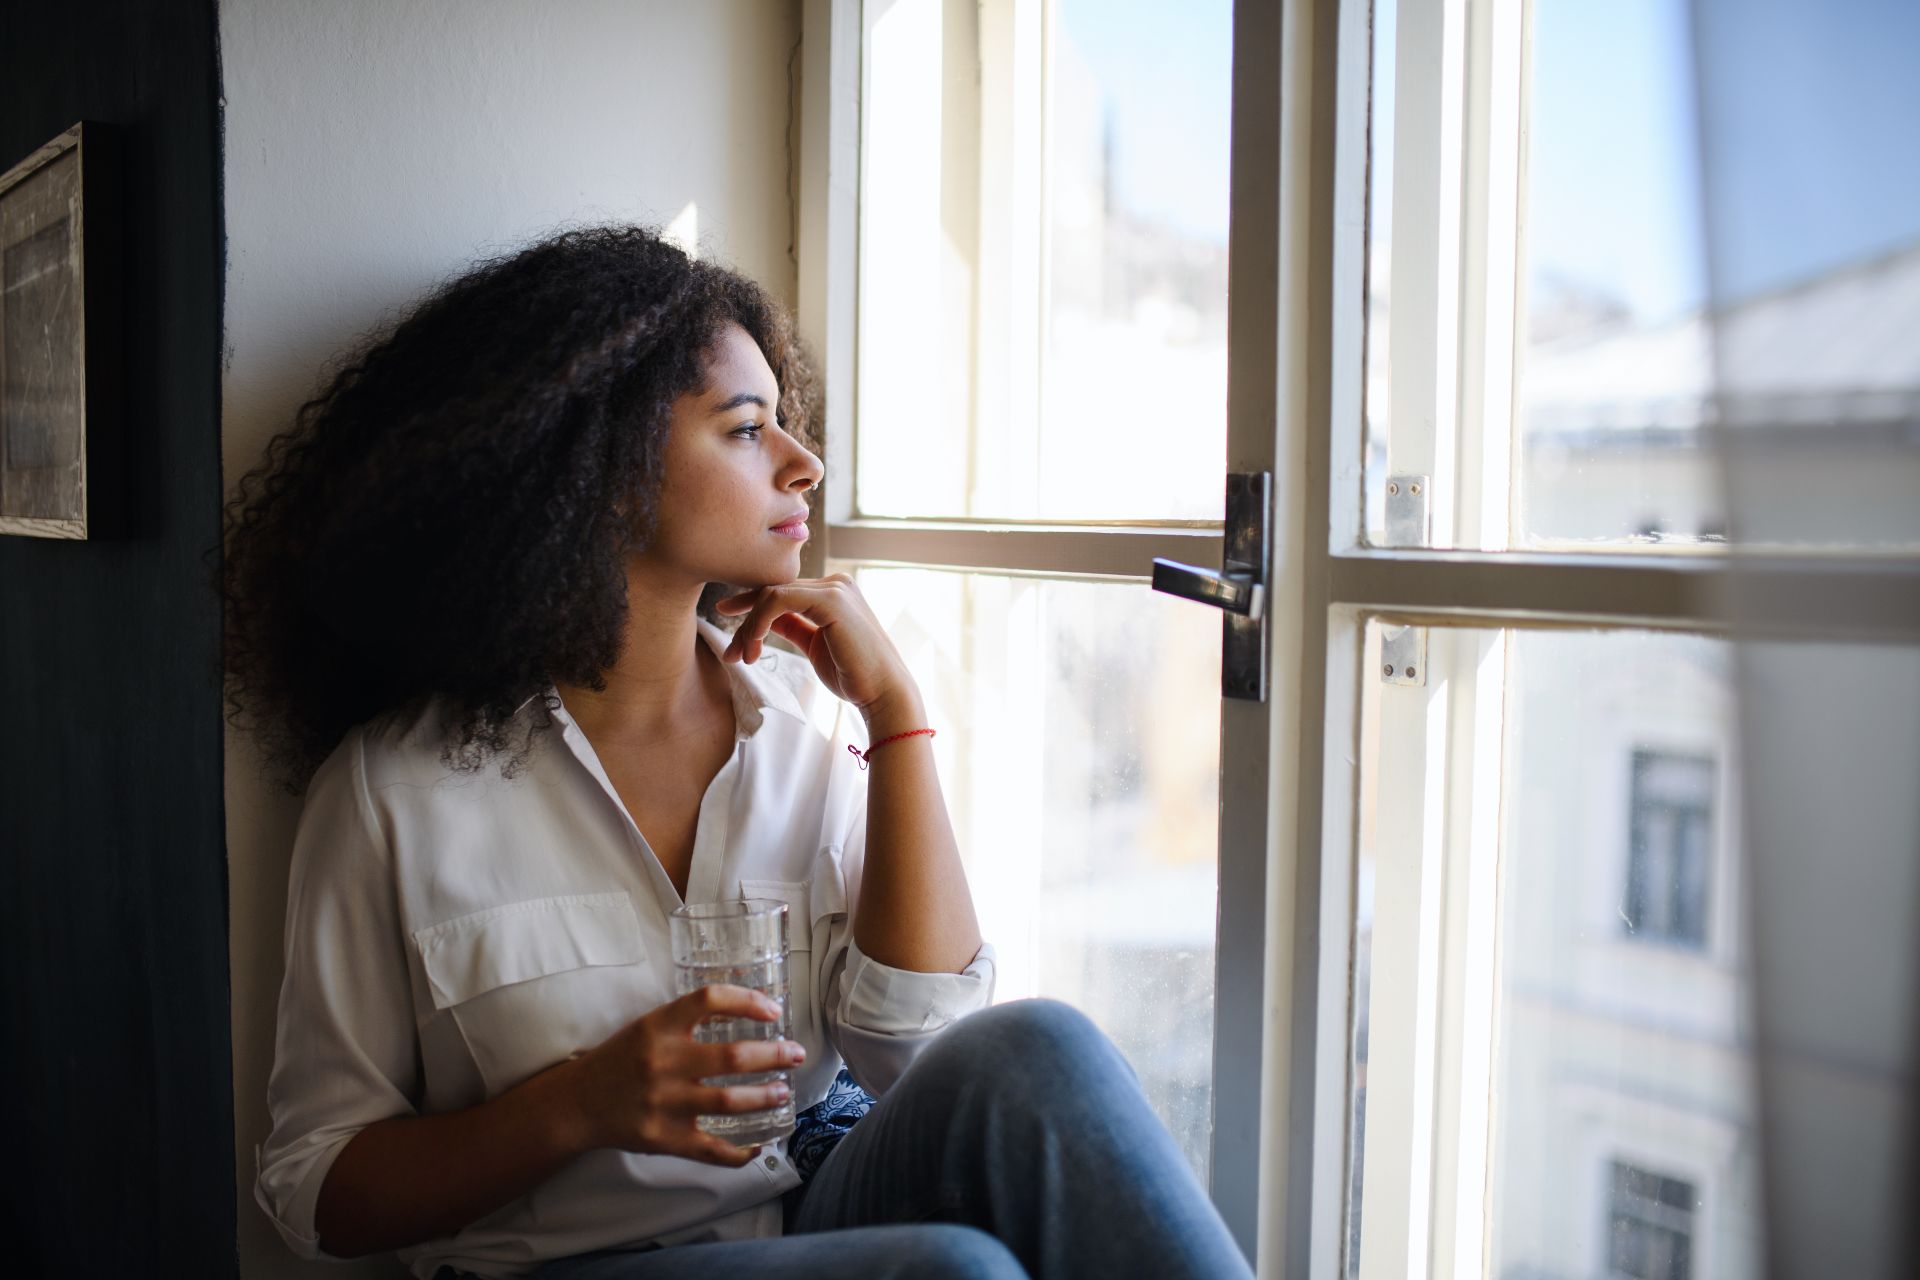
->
<box><xmin>787</xmin><ymin>444</ymin><xmax>825</xmax><ymax>493</ymax></box>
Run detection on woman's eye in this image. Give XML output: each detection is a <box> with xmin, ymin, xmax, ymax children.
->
<box><xmin>731</xmin><ymin>422</ymin><xmax>764</xmax><ymax>439</ymax></box>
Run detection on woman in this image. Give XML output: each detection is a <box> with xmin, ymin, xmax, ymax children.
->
<box><xmin>226</xmin><ymin>225</ymin><xmax>1250</xmax><ymax>1280</ymax></box>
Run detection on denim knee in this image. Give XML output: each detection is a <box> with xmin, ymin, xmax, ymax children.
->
<box><xmin>928</xmin><ymin>998</ymin><xmax>1134</xmax><ymax>1103</ymax></box>
<box><xmin>951</xmin><ymin>998</ymin><xmax>1105</xmax><ymax>1064</ymax></box>
<box><xmin>892</xmin><ymin>1224</ymin><xmax>1026</xmax><ymax>1279</ymax></box>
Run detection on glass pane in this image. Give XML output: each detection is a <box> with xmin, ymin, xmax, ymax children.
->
<box><xmin>1513</xmin><ymin>0</ymin><xmax>1717</xmax><ymax>549</ymax></box>
<box><xmin>857</xmin><ymin>0</ymin><xmax>1230</xmax><ymax>522</ymax></box>
<box><xmin>1347</xmin><ymin>622</ymin><xmax>1764</xmax><ymax>1279</ymax></box>
<box><xmin>843</xmin><ymin>564</ymin><xmax>1222</xmax><ymax>1181</ymax></box>
<box><xmin>1691</xmin><ymin>0</ymin><xmax>1920</xmax><ymax>549</ymax></box>
<box><xmin>1363</xmin><ymin>0</ymin><xmax>1920</xmax><ymax>551</ymax></box>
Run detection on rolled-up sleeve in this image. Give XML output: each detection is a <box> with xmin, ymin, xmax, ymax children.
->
<box><xmin>253</xmin><ymin>726</ymin><xmax>420</xmax><ymax>1259</ymax></box>
<box><xmin>829</xmin><ymin>937</ymin><xmax>997</xmax><ymax>1094</ymax></box>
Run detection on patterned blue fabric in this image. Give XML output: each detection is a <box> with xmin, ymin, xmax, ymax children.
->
<box><xmin>787</xmin><ymin>1067</ymin><xmax>875</xmax><ymax>1182</ymax></box>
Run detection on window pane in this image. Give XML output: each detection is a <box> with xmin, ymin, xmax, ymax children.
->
<box><xmin>1513</xmin><ymin>0</ymin><xmax>1718</xmax><ymax>549</ymax></box>
<box><xmin>1346</xmin><ymin>623</ymin><xmax>1763</xmax><ymax>1279</ymax></box>
<box><xmin>1362</xmin><ymin>0</ymin><xmax>1920</xmax><ymax>551</ymax></box>
<box><xmin>842</xmin><ymin>563</ymin><xmax>1221</xmax><ymax>1180</ymax></box>
<box><xmin>857</xmin><ymin>0</ymin><xmax>1230</xmax><ymax>522</ymax></box>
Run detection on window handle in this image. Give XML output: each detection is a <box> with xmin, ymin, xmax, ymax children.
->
<box><xmin>1151</xmin><ymin>558</ymin><xmax>1264</xmax><ymax>620</ymax></box>
<box><xmin>1149</xmin><ymin>471</ymin><xmax>1271</xmax><ymax>701</ymax></box>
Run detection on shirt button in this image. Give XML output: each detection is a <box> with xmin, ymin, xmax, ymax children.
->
<box><xmin>764</xmin><ymin>1155</ymin><xmax>778</xmax><ymax>1170</ymax></box>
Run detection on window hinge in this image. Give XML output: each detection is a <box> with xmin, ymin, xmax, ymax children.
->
<box><xmin>1385</xmin><ymin>474</ymin><xmax>1431</xmax><ymax>548</ymax></box>
<box><xmin>1381</xmin><ymin>623</ymin><xmax>1427</xmax><ymax>687</ymax></box>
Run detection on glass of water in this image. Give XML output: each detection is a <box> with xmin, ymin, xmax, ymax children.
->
<box><xmin>668</xmin><ymin>898</ymin><xmax>796</xmax><ymax>1146</ymax></box>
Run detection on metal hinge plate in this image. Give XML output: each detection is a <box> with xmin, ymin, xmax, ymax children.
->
<box><xmin>1381</xmin><ymin>624</ymin><xmax>1427</xmax><ymax>687</ymax></box>
<box><xmin>1385</xmin><ymin>474</ymin><xmax>1431</xmax><ymax>547</ymax></box>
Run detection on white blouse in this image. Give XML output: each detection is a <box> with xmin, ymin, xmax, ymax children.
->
<box><xmin>253</xmin><ymin>621</ymin><xmax>997</xmax><ymax>1279</ymax></box>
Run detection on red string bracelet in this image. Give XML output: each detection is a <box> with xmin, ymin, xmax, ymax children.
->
<box><xmin>847</xmin><ymin>728</ymin><xmax>936</xmax><ymax>769</ymax></box>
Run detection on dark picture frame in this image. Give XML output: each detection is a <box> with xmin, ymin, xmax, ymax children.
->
<box><xmin>0</xmin><ymin>122</ymin><xmax>121</xmax><ymax>540</ymax></box>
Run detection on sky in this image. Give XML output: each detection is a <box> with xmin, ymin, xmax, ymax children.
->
<box><xmin>1058</xmin><ymin>0</ymin><xmax>1233</xmax><ymax>247</ymax></box>
<box><xmin>1525</xmin><ymin>0</ymin><xmax>1708</xmax><ymax>320</ymax></box>
<box><xmin>1526</xmin><ymin>0</ymin><xmax>1920</xmax><ymax>317</ymax></box>
<box><xmin>1065</xmin><ymin>0</ymin><xmax>1920</xmax><ymax>320</ymax></box>
<box><xmin>1691</xmin><ymin>0</ymin><xmax>1920</xmax><ymax>303</ymax></box>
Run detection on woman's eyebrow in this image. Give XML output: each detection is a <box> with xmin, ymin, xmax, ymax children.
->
<box><xmin>711</xmin><ymin>390</ymin><xmax>772</xmax><ymax>414</ymax></box>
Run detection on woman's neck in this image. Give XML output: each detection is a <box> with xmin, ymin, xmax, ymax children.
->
<box><xmin>553</xmin><ymin>570</ymin><xmax>725</xmax><ymax>747</ymax></box>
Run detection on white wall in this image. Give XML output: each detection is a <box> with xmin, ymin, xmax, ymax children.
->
<box><xmin>218</xmin><ymin>2</ymin><xmax>798</xmax><ymax>1273</ymax></box>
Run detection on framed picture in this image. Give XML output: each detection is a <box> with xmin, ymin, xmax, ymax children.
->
<box><xmin>1</xmin><ymin>122</ymin><xmax>120</xmax><ymax>540</ymax></box>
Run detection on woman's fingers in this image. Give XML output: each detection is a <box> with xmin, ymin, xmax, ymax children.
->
<box><xmin>679</xmin><ymin>1081</ymin><xmax>793</xmax><ymax>1117</ymax></box>
<box><xmin>722</xmin><ymin>583</ymin><xmax>838</xmax><ymax>664</ymax></box>
<box><xmin>683</xmin><ymin>1036</ymin><xmax>806</xmax><ymax>1079</ymax></box>
<box><xmin>661</xmin><ymin>983</ymin><xmax>782</xmax><ymax>1033</ymax></box>
<box><xmin>768</xmin><ymin>612</ymin><xmax>821</xmax><ymax>649</ymax></box>
<box><xmin>714</xmin><ymin>575</ymin><xmax>915</xmax><ymax>710</ymax></box>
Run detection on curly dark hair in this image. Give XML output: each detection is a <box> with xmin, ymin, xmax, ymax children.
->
<box><xmin>220</xmin><ymin>224</ymin><xmax>821</xmax><ymax>795</ymax></box>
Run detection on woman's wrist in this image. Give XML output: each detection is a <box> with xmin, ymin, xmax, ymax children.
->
<box><xmin>529</xmin><ymin>1053</ymin><xmax>600</xmax><ymax>1160</ymax></box>
<box><xmin>860</xmin><ymin>684</ymin><xmax>929</xmax><ymax>741</ymax></box>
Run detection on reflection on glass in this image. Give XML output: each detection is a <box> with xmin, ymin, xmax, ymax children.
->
<box><xmin>1364</xmin><ymin>0</ymin><xmax>1920</xmax><ymax>550</ymax></box>
<box><xmin>1347</xmin><ymin>623</ymin><xmax>1763</xmax><ymax>1279</ymax></box>
<box><xmin>1492</xmin><ymin>629</ymin><xmax>1760</xmax><ymax>1279</ymax></box>
<box><xmin>1514</xmin><ymin>0</ymin><xmax>1718</xmax><ymax>548</ymax></box>
<box><xmin>847</xmin><ymin>565</ymin><xmax>1221</xmax><ymax>1181</ymax></box>
<box><xmin>857</xmin><ymin>0</ymin><xmax>1230</xmax><ymax>521</ymax></box>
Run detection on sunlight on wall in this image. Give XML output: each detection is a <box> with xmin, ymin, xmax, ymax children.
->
<box><xmin>664</xmin><ymin>200</ymin><xmax>700</xmax><ymax>258</ymax></box>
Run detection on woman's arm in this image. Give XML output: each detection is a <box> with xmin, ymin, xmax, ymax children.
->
<box><xmin>314</xmin><ymin>985</ymin><xmax>799</xmax><ymax>1258</ymax></box>
<box><xmin>315</xmin><ymin>1054</ymin><xmax>587</xmax><ymax>1258</ymax></box>
<box><xmin>852</xmin><ymin>685</ymin><xmax>984</xmax><ymax>973</ymax></box>
<box><xmin>719</xmin><ymin>577</ymin><xmax>984</xmax><ymax>975</ymax></box>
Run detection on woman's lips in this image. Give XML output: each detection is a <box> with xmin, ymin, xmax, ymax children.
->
<box><xmin>770</xmin><ymin>516</ymin><xmax>809</xmax><ymax>541</ymax></box>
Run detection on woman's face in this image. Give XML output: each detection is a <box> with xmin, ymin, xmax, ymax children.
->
<box><xmin>640</xmin><ymin>321</ymin><xmax>824</xmax><ymax>590</ymax></box>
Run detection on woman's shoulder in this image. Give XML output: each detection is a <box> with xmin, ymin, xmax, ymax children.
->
<box><xmin>329</xmin><ymin>690</ymin><xmax>555</xmax><ymax>795</ymax></box>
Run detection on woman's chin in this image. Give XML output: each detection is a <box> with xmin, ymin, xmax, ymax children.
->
<box><xmin>723</xmin><ymin>560</ymin><xmax>806</xmax><ymax>591</ymax></box>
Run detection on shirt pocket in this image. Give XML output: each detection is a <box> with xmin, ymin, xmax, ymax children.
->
<box><xmin>413</xmin><ymin>890</ymin><xmax>655</xmax><ymax>1096</ymax></box>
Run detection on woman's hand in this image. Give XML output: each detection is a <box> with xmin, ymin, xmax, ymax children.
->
<box><xmin>560</xmin><ymin>984</ymin><xmax>806</xmax><ymax>1166</ymax></box>
<box><xmin>715</xmin><ymin>575</ymin><xmax>924</xmax><ymax>729</ymax></box>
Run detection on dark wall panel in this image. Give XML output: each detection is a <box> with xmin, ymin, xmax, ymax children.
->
<box><xmin>0</xmin><ymin>1</ymin><xmax>232</xmax><ymax>1274</ymax></box>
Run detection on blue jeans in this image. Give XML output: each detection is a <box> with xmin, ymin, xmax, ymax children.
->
<box><xmin>531</xmin><ymin>999</ymin><xmax>1252</xmax><ymax>1280</ymax></box>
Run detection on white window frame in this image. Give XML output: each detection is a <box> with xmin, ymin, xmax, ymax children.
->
<box><xmin>796</xmin><ymin>2</ymin><xmax>1920</xmax><ymax>1277</ymax></box>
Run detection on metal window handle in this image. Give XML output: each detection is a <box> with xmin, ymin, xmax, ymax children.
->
<box><xmin>1149</xmin><ymin>471</ymin><xmax>1272</xmax><ymax>701</ymax></box>
<box><xmin>1151</xmin><ymin>558</ymin><xmax>1265</xmax><ymax>620</ymax></box>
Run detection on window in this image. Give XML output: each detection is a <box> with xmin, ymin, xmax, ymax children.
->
<box><xmin>1332</xmin><ymin>1</ymin><xmax>1910</xmax><ymax>1278</ymax></box>
<box><xmin>1607</xmin><ymin>1161</ymin><xmax>1696</xmax><ymax>1280</ymax></box>
<box><xmin>854</xmin><ymin>0</ymin><xmax>1229</xmax><ymax>522</ymax></box>
<box><xmin>1624</xmin><ymin>749</ymin><xmax>1713</xmax><ymax>948</ymax></box>
<box><xmin>801</xmin><ymin>0</ymin><xmax>1919</xmax><ymax>1272</ymax></box>
<box><xmin>799</xmin><ymin>0</ymin><xmax>1237</xmax><ymax>1192</ymax></box>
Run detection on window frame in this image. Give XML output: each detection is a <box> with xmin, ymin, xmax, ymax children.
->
<box><xmin>796</xmin><ymin>1</ymin><xmax>1920</xmax><ymax>1276</ymax></box>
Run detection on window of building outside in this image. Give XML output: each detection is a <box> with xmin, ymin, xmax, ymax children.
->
<box><xmin>1625</xmin><ymin>750</ymin><xmax>1713</xmax><ymax>948</ymax></box>
<box><xmin>1607</xmin><ymin>1161</ymin><xmax>1697</xmax><ymax>1280</ymax></box>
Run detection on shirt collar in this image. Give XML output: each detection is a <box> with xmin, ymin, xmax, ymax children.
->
<box><xmin>695</xmin><ymin>617</ymin><xmax>809</xmax><ymax>732</ymax></box>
